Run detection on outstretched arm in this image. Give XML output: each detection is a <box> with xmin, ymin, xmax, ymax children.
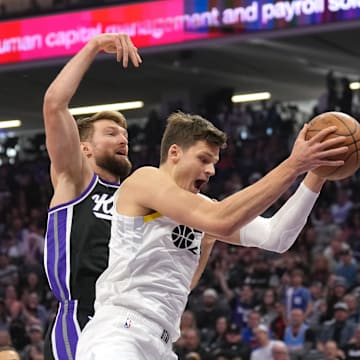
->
<box><xmin>43</xmin><ymin>33</ymin><xmax>141</xmax><ymax>185</ymax></box>
<box><xmin>119</xmin><ymin>125</ymin><xmax>347</xmax><ymax>238</ymax></box>
<box><xmin>222</xmin><ymin>171</ymin><xmax>325</xmax><ymax>252</ymax></box>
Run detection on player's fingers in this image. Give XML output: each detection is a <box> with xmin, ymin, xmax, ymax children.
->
<box><xmin>136</xmin><ymin>50</ymin><xmax>143</xmax><ymax>64</ymax></box>
<box><xmin>317</xmin><ymin>159</ymin><xmax>345</xmax><ymax>167</ymax></box>
<box><xmin>317</xmin><ymin>135</ymin><xmax>346</xmax><ymax>150</ymax></box>
<box><xmin>115</xmin><ymin>36</ymin><xmax>122</xmax><ymax>63</ymax></box>
<box><xmin>319</xmin><ymin>146</ymin><xmax>348</xmax><ymax>159</ymax></box>
<box><xmin>127</xmin><ymin>39</ymin><xmax>140</xmax><ymax>67</ymax></box>
<box><xmin>120</xmin><ymin>35</ymin><xmax>129</xmax><ymax>67</ymax></box>
<box><xmin>297</xmin><ymin>124</ymin><xmax>309</xmax><ymax>140</ymax></box>
<box><xmin>308</xmin><ymin>126</ymin><xmax>337</xmax><ymax>143</ymax></box>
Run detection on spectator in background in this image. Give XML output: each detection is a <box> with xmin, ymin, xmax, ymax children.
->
<box><xmin>22</xmin><ymin>231</ymin><xmax>44</xmax><ymax>268</ymax></box>
<box><xmin>342</xmin><ymin>324</ymin><xmax>360</xmax><ymax>360</ymax></box>
<box><xmin>250</xmin><ymin>324</ymin><xmax>277</xmax><ymax>360</ymax></box>
<box><xmin>324</xmin><ymin>235</ymin><xmax>349</xmax><ymax>272</ymax></box>
<box><xmin>330</xmin><ymin>189</ymin><xmax>353</xmax><ymax>226</ymax></box>
<box><xmin>193</xmin><ymin>288</ymin><xmax>228</xmax><ymax>332</ymax></box>
<box><xmin>311</xmin><ymin>207</ymin><xmax>339</xmax><ymax>256</ymax></box>
<box><xmin>310</xmin><ymin>256</ymin><xmax>331</xmax><ymax>285</ymax></box>
<box><xmin>241</xmin><ymin>310</ymin><xmax>262</xmax><ymax>349</ymax></box>
<box><xmin>270</xmin><ymin>301</ymin><xmax>287</xmax><ymax>341</ymax></box>
<box><xmin>211</xmin><ymin>322</ymin><xmax>251</xmax><ymax>360</ymax></box>
<box><xmin>216</xmin><ymin>279</ymin><xmax>256</xmax><ymax>329</ymax></box>
<box><xmin>284</xmin><ymin>268</ymin><xmax>312</xmax><ymax>321</ymax></box>
<box><xmin>255</xmin><ymin>287</ymin><xmax>278</xmax><ymax>327</ymax></box>
<box><xmin>318</xmin><ymin>302</ymin><xmax>356</xmax><ymax>351</ymax></box>
<box><xmin>284</xmin><ymin>308</ymin><xmax>314</xmax><ymax>360</ymax></box>
<box><xmin>322</xmin><ymin>340</ymin><xmax>345</xmax><ymax>360</ymax></box>
<box><xmin>272</xmin><ymin>341</ymin><xmax>290</xmax><ymax>360</ymax></box>
<box><xmin>343</xmin><ymin>293</ymin><xmax>360</xmax><ymax>324</ymax></box>
<box><xmin>343</xmin><ymin>208</ymin><xmax>360</xmax><ymax>264</ymax></box>
<box><xmin>21</xmin><ymin>292</ymin><xmax>47</xmax><ymax>330</ymax></box>
<box><xmin>307</xmin><ymin>281</ymin><xmax>327</xmax><ymax>328</ymax></box>
<box><xmin>206</xmin><ymin>316</ymin><xmax>228</xmax><ymax>351</ymax></box>
<box><xmin>180</xmin><ymin>310</ymin><xmax>197</xmax><ymax>333</ymax></box>
<box><xmin>325</xmin><ymin>277</ymin><xmax>349</xmax><ymax>320</ymax></box>
<box><xmin>180</xmin><ymin>328</ymin><xmax>209</xmax><ymax>360</ymax></box>
<box><xmin>21</xmin><ymin>323</ymin><xmax>44</xmax><ymax>360</ymax></box>
<box><xmin>8</xmin><ymin>318</ymin><xmax>29</xmax><ymax>353</ymax></box>
<box><xmin>0</xmin><ymin>253</ymin><xmax>18</xmax><ymax>288</ymax></box>
<box><xmin>3</xmin><ymin>286</ymin><xmax>22</xmax><ymax>323</ymax></box>
<box><xmin>335</xmin><ymin>249</ymin><xmax>358</xmax><ymax>289</ymax></box>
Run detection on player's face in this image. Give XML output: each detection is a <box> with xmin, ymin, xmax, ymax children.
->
<box><xmin>175</xmin><ymin>140</ymin><xmax>219</xmax><ymax>194</ymax></box>
<box><xmin>90</xmin><ymin>120</ymin><xmax>132</xmax><ymax>179</ymax></box>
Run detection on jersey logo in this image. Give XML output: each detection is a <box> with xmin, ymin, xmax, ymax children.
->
<box><xmin>91</xmin><ymin>193</ymin><xmax>114</xmax><ymax>220</ymax></box>
<box><xmin>171</xmin><ymin>225</ymin><xmax>201</xmax><ymax>255</ymax></box>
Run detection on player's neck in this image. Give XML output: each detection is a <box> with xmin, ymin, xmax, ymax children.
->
<box><xmin>95</xmin><ymin>168</ymin><xmax>120</xmax><ymax>184</ymax></box>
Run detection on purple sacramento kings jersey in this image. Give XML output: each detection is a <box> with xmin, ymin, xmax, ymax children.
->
<box><xmin>44</xmin><ymin>174</ymin><xmax>119</xmax><ymax>360</ymax></box>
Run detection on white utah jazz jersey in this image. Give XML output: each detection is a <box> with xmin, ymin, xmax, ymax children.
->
<box><xmin>94</xmin><ymin>206</ymin><xmax>203</xmax><ymax>340</ymax></box>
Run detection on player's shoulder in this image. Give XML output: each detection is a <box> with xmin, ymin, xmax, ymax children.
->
<box><xmin>122</xmin><ymin>166</ymin><xmax>161</xmax><ymax>187</ymax></box>
<box><xmin>132</xmin><ymin>166</ymin><xmax>160</xmax><ymax>176</ymax></box>
<box><xmin>130</xmin><ymin>166</ymin><xmax>162</xmax><ymax>181</ymax></box>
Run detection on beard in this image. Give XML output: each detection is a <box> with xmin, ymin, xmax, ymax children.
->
<box><xmin>95</xmin><ymin>154</ymin><xmax>132</xmax><ymax>181</ymax></box>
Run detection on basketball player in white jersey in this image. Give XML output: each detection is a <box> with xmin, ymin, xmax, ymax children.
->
<box><xmin>76</xmin><ymin>109</ymin><xmax>347</xmax><ymax>359</ymax></box>
<box><xmin>43</xmin><ymin>33</ymin><xmax>217</xmax><ymax>360</ymax></box>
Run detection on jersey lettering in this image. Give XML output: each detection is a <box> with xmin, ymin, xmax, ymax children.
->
<box><xmin>91</xmin><ymin>193</ymin><xmax>114</xmax><ymax>220</ymax></box>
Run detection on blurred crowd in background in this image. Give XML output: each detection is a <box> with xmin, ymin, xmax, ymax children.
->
<box><xmin>1</xmin><ymin>1</ymin><xmax>360</xmax><ymax>358</ymax></box>
<box><xmin>1</xmin><ymin>72</ymin><xmax>360</xmax><ymax>360</ymax></box>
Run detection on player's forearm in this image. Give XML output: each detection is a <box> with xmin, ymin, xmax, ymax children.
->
<box><xmin>215</xmin><ymin>158</ymin><xmax>299</xmax><ymax>235</ymax></box>
<box><xmin>303</xmin><ymin>171</ymin><xmax>326</xmax><ymax>192</ymax></box>
<box><xmin>44</xmin><ymin>39</ymin><xmax>100</xmax><ymax>109</ymax></box>
<box><xmin>237</xmin><ymin>180</ymin><xmax>319</xmax><ymax>253</ymax></box>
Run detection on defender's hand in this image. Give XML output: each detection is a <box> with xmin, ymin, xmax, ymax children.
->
<box><xmin>92</xmin><ymin>33</ymin><xmax>142</xmax><ymax>68</ymax></box>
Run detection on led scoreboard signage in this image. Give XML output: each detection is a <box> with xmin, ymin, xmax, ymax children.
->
<box><xmin>0</xmin><ymin>0</ymin><xmax>359</xmax><ymax>65</ymax></box>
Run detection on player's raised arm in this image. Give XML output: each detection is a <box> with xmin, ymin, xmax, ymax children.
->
<box><xmin>43</xmin><ymin>33</ymin><xmax>141</xmax><ymax>183</ymax></box>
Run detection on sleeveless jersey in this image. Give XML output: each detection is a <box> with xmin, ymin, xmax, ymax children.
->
<box><xmin>284</xmin><ymin>324</ymin><xmax>308</xmax><ymax>351</ymax></box>
<box><xmin>95</xmin><ymin>203</ymin><xmax>203</xmax><ymax>341</ymax></box>
<box><xmin>44</xmin><ymin>174</ymin><xmax>119</xmax><ymax>360</ymax></box>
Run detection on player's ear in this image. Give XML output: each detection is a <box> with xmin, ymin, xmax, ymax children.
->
<box><xmin>168</xmin><ymin>144</ymin><xmax>182</xmax><ymax>163</ymax></box>
<box><xmin>81</xmin><ymin>142</ymin><xmax>92</xmax><ymax>158</ymax></box>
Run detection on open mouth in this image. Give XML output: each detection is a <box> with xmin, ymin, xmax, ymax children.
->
<box><xmin>194</xmin><ymin>179</ymin><xmax>206</xmax><ymax>191</ymax></box>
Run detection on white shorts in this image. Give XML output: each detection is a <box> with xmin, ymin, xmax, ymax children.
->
<box><xmin>75</xmin><ymin>305</ymin><xmax>178</xmax><ymax>360</ymax></box>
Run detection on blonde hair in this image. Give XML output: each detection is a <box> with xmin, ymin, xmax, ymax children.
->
<box><xmin>77</xmin><ymin>110</ymin><xmax>127</xmax><ymax>141</ymax></box>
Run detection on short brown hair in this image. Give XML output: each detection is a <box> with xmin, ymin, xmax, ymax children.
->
<box><xmin>76</xmin><ymin>110</ymin><xmax>127</xmax><ymax>141</ymax></box>
<box><xmin>160</xmin><ymin>111</ymin><xmax>226</xmax><ymax>164</ymax></box>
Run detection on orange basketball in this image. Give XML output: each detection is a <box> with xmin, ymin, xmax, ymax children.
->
<box><xmin>305</xmin><ymin>112</ymin><xmax>360</xmax><ymax>180</ymax></box>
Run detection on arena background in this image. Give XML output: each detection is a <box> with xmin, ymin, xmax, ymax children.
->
<box><xmin>1</xmin><ymin>1</ymin><xmax>360</xmax><ymax>360</ymax></box>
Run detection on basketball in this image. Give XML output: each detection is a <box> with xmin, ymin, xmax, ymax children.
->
<box><xmin>305</xmin><ymin>111</ymin><xmax>360</xmax><ymax>180</ymax></box>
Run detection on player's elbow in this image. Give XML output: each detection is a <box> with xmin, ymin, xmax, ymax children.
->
<box><xmin>43</xmin><ymin>88</ymin><xmax>67</xmax><ymax>115</ymax></box>
<box><xmin>276</xmin><ymin>246</ymin><xmax>289</xmax><ymax>254</ymax></box>
<box><xmin>268</xmin><ymin>232</ymin><xmax>296</xmax><ymax>254</ymax></box>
